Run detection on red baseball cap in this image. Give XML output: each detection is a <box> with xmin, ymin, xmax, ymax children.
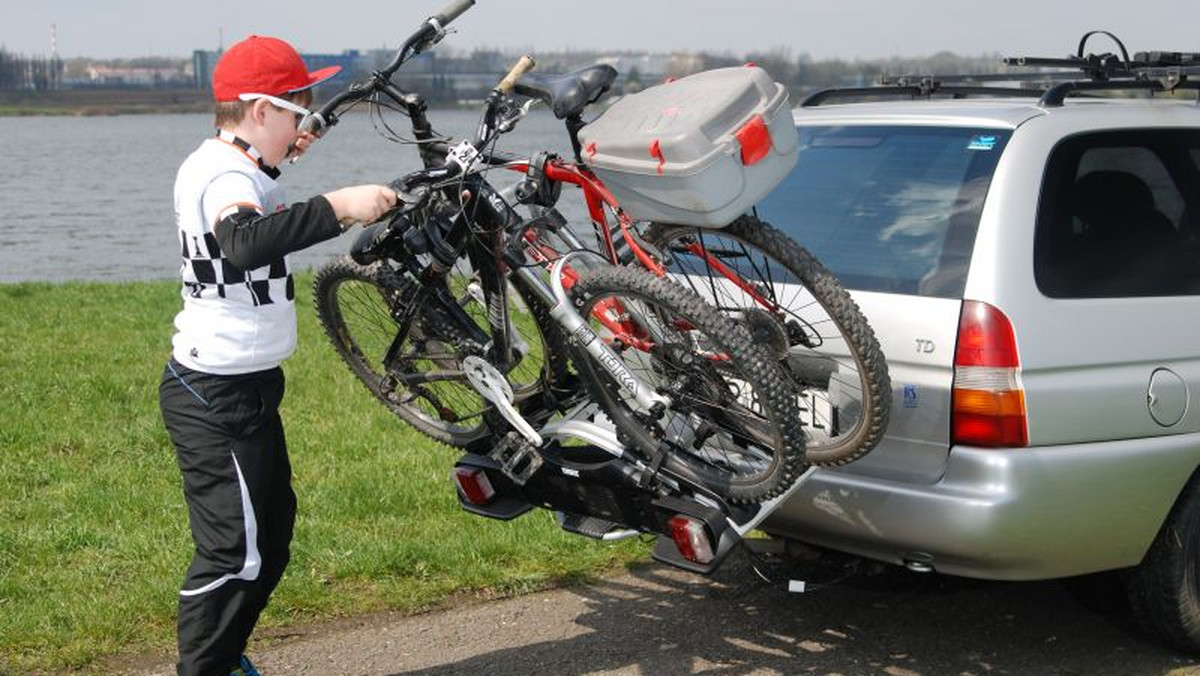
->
<box><xmin>212</xmin><ymin>35</ymin><xmax>341</xmax><ymax>102</ymax></box>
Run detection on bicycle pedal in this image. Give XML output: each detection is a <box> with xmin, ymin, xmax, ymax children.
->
<box><xmin>490</xmin><ymin>432</ymin><xmax>544</xmax><ymax>486</ymax></box>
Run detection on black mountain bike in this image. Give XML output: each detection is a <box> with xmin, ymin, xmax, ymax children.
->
<box><xmin>305</xmin><ymin>3</ymin><xmax>807</xmax><ymax>505</ymax></box>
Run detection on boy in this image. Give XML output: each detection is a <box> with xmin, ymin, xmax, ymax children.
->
<box><xmin>158</xmin><ymin>35</ymin><xmax>395</xmax><ymax>676</ymax></box>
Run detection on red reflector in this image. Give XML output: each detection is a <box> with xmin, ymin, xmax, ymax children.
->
<box><xmin>953</xmin><ymin>411</ymin><xmax>1030</xmax><ymax>447</ymax></box>
<box><xmin>668</xmin><ymin>515</ymin><xmax>715</xmax><ymax>564</ymax></box>
<box><xmin>952</xmin><ymin>389</ymin><xmax>1029</xmax><ymax>447</ymax></box>
<box><xmin>454</xmin><ymin>467</ymin><xmax>496</xmax><ymax>506</ymax></box>
<box><xmin>735</xmin><ymin>114</ymin><xmax>771</xmax><ymax>166</ymax></box>
<box><xmin>955</xmin><ymin>301</ymin><xmax>1019</xmax><ymax>368</ymax></box>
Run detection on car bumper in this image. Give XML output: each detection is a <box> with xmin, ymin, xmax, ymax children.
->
<box><xmin>761</xmin><ymin>433</ymin><xmax>1200</xmax><ymax>580</ymax></box>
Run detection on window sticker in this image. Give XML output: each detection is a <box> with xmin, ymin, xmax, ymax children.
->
<box><xmin>967</xmin><ymin>135</ymin><xmax>999</xmax><ymax>151</ymax></box>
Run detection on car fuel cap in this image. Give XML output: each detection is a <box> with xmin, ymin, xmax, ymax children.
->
<box><xmin>1148</xmin><ymin>368</ymin><xmax>1188</xmax><ymax>428</ymax></box>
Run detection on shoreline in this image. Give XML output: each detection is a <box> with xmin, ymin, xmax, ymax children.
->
<box><xmin>0</xmin><ymin>87</ymin><xmax>211</xmax><ymax>116</ymax></box>
<box><xmin>0</xmin><ymin>87</ymin><xmax>482</xmax><ymax>117</ymax></box>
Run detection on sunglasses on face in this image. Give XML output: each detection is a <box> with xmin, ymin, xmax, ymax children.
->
<box><xmin>238</xmin><ymin>93</ymin><xmax>313</xmax><ymax>130</ymax></box>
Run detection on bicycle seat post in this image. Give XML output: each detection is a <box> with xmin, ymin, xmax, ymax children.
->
<box><xmin>565</xmin><ymin>114</ymin><xmax>587</xmax><ymax>163</ymax></box>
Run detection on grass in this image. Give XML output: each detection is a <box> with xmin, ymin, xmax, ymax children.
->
<box><xmin>0</xmin><ymin>273</ymin><xmax>645</xmax><ymax>674</ymax></box>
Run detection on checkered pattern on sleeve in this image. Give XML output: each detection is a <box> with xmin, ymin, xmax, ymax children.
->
<box><xmin>178</xmin><ymin>225</ymin><xmax>295</xmax><ymax>306</ymax></box>
<box><xmin>178</xmin><ymin>170</ymin><xmax>294</xmax><ymax>306</ymax></box>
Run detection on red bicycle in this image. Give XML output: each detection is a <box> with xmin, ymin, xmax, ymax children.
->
<box><xmin>495</xmin><ymin>66</ymin><xmax>891</xmax><ymax>467</ymax></box>
<box><xmin>307</xmin><ymin>3</ymin><xmax>889</xmax><ymax>469</ymax></box>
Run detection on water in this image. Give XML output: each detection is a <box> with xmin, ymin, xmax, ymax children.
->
<box><xmin>0</xmin><ymin>109</ymin><xmax>582</xmax><ymax>283</ymax></box>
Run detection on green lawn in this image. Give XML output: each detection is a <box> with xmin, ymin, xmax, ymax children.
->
<box><xmin>0</xmin><ymin>274</ymin><xmax>644</xmax><ymax>673</ymax></box>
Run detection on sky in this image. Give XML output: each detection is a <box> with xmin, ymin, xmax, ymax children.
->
<box><xmin>4</xmin><ymin>0</ymin><xmax>1198</xmax><ymax>62</ymax></box>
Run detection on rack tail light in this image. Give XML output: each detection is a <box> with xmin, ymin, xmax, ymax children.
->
<box><xmin>453</xmin><ymin>466</ymin><xmax>497</xmax><ymax>506</ymax></box>
<box><xmin>667</xmin><ymin>515</ymin><xmax>716</xmax><ymax>564</ymax></box>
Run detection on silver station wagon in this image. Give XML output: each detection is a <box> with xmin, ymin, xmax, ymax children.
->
<box><xmin>752</xmin><ymin>48</ymin><xmax>1200</xmax><ymax>651</ymax></box>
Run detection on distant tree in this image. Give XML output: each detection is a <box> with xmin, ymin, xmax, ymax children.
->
<box><xmin>744</xmin><ymin>47</ymin><xmax>798</xmax><ymax>84</ymax></box>
<box><xmin>623</xmin><ymin>65</ymin><xmax>644</xmax><ymax>94</ymax></box>
<box><xmin>0</xmin><ymin>49</ymin><xmax>11</xmax><ymax>89</ymax></box>
<box><xmin>0</xmin><ymin>48</ymin><xmax>64</xmax><ymax>90</ymax></box>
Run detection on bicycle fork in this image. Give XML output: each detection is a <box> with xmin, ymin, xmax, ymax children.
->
<box><xmin>511</xmin><ymin>253</ymin><xmax>671</xmax><ymax>415</ymax></box>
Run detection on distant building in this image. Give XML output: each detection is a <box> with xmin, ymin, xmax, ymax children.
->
<box><xmin>298</xmin><ymin>50</ymin><xmax>362</xmax><ymax>90</ymax></box>
<box><xmin>85</xmin><ymin>65</ymin><xmax>188</xmax><ymax>87</ymax></box>
<box><xmin>192</xmin><ymin>50</ymin><xmax>217</xmax><ymax>92</ymax></box>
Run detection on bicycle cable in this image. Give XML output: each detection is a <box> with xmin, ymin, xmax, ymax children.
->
<box><xmin>364</xmin><ymin>93</ymin><xmax>454</xmax><ymax>148</ymax></box>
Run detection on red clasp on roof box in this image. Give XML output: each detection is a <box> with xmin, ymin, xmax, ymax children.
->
<box><xmin>736</xmin><ymin>114</ymin><xmax>771</xmax><ymax>166</ymax></box>
<box><xmin>649</xmin><ymin>138</ymin><xmax>666</xmax><ymax>174</ymax></box>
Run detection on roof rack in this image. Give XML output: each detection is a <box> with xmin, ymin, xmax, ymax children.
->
<box><xmin>800</xmin><ymin>30</ymin><xmax>1200</xmax><ymax>108</ymax></box>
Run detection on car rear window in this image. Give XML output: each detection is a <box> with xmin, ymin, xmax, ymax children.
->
<box><xmin>757</xmin><ymin>125</ymin><xmax>1010</xmax><ymax>298</ymax></box>
<box><xmin>1035</xmin><ymin>130</ymin><xmax>1200</xmax><ymax>298</ymax></box>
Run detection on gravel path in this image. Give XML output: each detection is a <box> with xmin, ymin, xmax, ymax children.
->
<box><xmin>116</xmin><ymin>553</ymin><xmax>1200</xmax><ymax>676</ymax></box>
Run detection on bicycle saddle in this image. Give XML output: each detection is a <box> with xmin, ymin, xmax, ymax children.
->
<box><xmin>513</xmin><ymin>64</ymin><xmax>618</xmax><ymax>119</ymax></box>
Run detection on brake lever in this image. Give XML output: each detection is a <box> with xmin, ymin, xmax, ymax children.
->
<box><xmin>495</xmin><ymin>96</ymin><xmax>533</xmax><ymax>134</ymax></box>
<box><xmin>385</xmin><ymin>180</ymin><xmax>432</xmax><ymax>215</ymax></box>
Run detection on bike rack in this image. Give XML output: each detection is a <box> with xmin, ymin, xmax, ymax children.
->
<box><xmin>452</xmin><ymin>398</ymin><xmax>819</xmax><ymax>575</ymax></box>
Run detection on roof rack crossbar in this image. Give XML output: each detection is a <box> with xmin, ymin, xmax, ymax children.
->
<box><xmin>802</xmin><ymin>86</ymin><xmax>922</xmax><ymax>107</ymax></box>
<box><xmin>801</xmin><ymin>84</ymin><xmax>1043</xmax><ymax>107</ymax></box>
<box><xmin>881</xmin><ymin>72</ymin><xmax>1090</xmax><ymax>86</ymax></box>
<box><xmin>1039</xmin><ymin>79</ymin><xmax>1200</xmax><ymax>107</ymax></box>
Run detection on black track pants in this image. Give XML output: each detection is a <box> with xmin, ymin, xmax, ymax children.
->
<box><xmin>159</xmin><ymin>358</ymin><xmax>294</xmax><ymax>676</ymax></box>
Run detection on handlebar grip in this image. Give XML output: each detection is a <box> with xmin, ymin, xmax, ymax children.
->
<box><xmin>298</xmin><ymin>112</ymin><xmax>327</xmax><ymax>137</ymax></box>
<box><xmin>496</xmin><ymin>55</ymin><xmax>536</xmax><ymax>94</ymax></box>
<box><xmin>432</xmin><ymin>0</ymin><xmax>475</xmax><ymax>26</ymax></box>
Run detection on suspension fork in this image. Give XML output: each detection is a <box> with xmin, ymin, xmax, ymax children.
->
<box><xmin>520</xmin><ymin>226</ymin><xmax>655</xmax><ymax>352</ymax></box>
<box><xmin>380</xmin><ymin>260</ymin><xmax>491</xmax><ymax>375</ymax></box>
<box><xmin>508</xmin><ymin>253</ymin><xmax>670</xmax><ymax>414</ymax></box>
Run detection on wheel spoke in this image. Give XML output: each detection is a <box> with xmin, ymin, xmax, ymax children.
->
<box><xmin>645</xmin><ymin>218</ymin><xmax>891</xmax><ymax>467</ymax></box>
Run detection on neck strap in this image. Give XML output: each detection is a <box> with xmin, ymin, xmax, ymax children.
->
<box><xmin>216</xmin><ymin>130</ymin><xmax>281</xmax><ymax>180</ymax></box>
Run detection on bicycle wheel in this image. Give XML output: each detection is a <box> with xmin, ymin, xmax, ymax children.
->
<box><xmin>313</xmin><ymin>255</ymin><xmax>568</xmax><ymax>447</ymax></box>
<box><xmin>644</xmin><ymin>215</ymin><xmax>891</xmax><ymax>466</ymax></box>
<box><xmin>569</xmin><ymin>264</ymin><xmax>807</xmax><ymax>504</ymax></box>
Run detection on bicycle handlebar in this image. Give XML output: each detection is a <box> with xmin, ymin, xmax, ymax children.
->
<box><xmin>433</xmin><ymin>0</ymin><xmax>475</xmax><ymax>27</ymax></box>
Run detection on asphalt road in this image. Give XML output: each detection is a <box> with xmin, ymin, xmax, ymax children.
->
<box><xmin>122</xmin><ymin>549</ymin><xmax>1200</xmax><ymax>676</ymax></box>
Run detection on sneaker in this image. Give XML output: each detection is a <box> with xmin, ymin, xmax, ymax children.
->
<box><xmin>229</xmin><ymin>655</ymin><xmax>262</xmax><ymax>676</ymax></box>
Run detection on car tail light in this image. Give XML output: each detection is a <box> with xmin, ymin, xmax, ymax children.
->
<box><xmin>951</xmin><ymin>301</ymin><xmax>1029</xmax><ymax>448</ymax></box>
<box><xmin>667</xmin><ymin>515</ymin><xmax>716</xmax><ymax>564</ymax></box>
<box><xmin>453</xmin><ymin>467</ymin><xmax>496</xmax><ymax>506</ymax></box>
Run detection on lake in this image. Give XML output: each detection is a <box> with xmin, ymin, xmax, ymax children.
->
<box><xmin>0</xmin><ymin>108</ymin><xmax>582</xmax><ymax>283</ymax></box>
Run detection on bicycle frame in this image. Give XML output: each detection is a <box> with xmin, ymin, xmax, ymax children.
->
<box><xmin>508</xmin><ymin>158</ymin><xmax>786</xmax><ymax>318</ymax></box>
<box><xmin>378</xmin><ymin>148</ymin><xmax>672</xmax><ymax>438</ymax></box>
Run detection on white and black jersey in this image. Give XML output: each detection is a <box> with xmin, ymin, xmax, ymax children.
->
<box><xmin>171</xmin><ymin>131</ymin><xmax>340</xmax><ymax>374</ymax></box>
